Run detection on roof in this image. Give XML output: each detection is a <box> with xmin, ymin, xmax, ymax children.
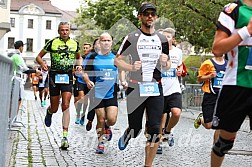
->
<box><xmin>10</xmin><ymin>0</ymin><xmax>61</xmax><ymax>14</ymax></box>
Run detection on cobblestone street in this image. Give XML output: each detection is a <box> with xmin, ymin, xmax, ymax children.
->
<box><xmin>6</xmin><ymin>90</ymin><xmax>252</xmax><ymax>167</ymax></box>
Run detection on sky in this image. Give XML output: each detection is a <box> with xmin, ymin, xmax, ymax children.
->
<box><xmin>50</xmin><ymin>0</ymin><xmax>81</xmax><ymax>11</ymax></box>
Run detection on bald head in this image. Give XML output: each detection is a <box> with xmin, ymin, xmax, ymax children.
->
<box><xmin>99</xmin><ymin>32</ymin><xmax>112</xmax><ymax>54</ymax></box>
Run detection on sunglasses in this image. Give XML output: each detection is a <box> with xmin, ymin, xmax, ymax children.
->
<box><xmin>142</xmin><ymin>11</ymin><xmax>157</xmax><ymax>17</ymax></box>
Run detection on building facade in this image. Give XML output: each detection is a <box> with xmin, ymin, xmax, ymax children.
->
<box><xmin>0</xmin><ymin>0</ymin><xmax>77</xmax><ymax>66</ymax></box>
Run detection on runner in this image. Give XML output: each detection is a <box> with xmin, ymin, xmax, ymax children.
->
<box><xmin>194</xmin><ymin>55</ymin><xmax>227</xmax><ymax>145</ymax></box>
<box><xmin>38</xmin><ymin>60</ymin><xmax>50</xmax><ymax>107</ymax></box>
<box><xmin>30</xmin><ymin>66</ymin><xmax>39</xmax><ymax>100</ymax></box>
<box><xmin>157</xmin><ymin>28</ymin><xmax>183</xmax><ymax>154</ymax></box>
<box><xmin>36</xmin><ymin>22</ymin><xmax>82</xmax><ymax>150</ymax></box>
<box><xmin>210</xmin><ymin>1</ymin><xmax>252</xmax><ymax>166</ymax></box>
<box><xmin>73</xmin><ymin>43</ymin><xmax>91</xmax><ymax>125</ymax></box>
<box><xmin>114</xmin><ymin>3</ymin><xmax>170</xmax><ymax>166</ymax></box>
<box><xmin>85</xmin><ymin>38</ymin><xmax>101</xmax><ymax>131</ymax></box>
<box><xmin>83</xmin><ymin>32</ymin><xmax>118</xmax><ymax>154</ymax></box>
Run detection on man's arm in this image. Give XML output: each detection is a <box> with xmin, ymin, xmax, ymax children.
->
<box><xmin>36</xmin><ymin>50</ymin><xmax>47</xmax><ymax>71</ymax></box>
<box><xmin>114</xmin><ymin>54</ymin><xmax>141</xmax><ymax>72</ymax></box>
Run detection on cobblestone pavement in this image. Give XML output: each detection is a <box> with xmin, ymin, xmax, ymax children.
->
<box><xmin>6</xmin><ymin>90</ymin><xmax>252</xmax><ymax>167</ymax></box>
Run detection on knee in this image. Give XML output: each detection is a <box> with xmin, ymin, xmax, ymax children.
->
<box><xmin>171</xmin><ymin>109</ymin><xmax>181</xmax><ymax>118</ymax></box>
<box><xmin>146</xmin><ymin>124</ymin><xmax>161</xmax><ymax>143</ymax></box>
<box><xmin>107</xmin><ymin>118</ymin><xmax>117</xmax><ymax>126</ymax></box>
<box><xmin>97</xmin><ymin>117</ymin><xmax>105</xmax><ymax>125</ymax></box>
<box><xmin>203</xmin><ymin>123</ymin><xmax>212</xmax><ymax>129</ymax></box>
<box><xmin>212</xmin><ymin>136</ymin><xmax>234</xmax><ymax>157</ymax></box>
<box><xmin>61</xmin><ymin>103</ymin><xmax>70</xmax><ymax>111</ymax></box>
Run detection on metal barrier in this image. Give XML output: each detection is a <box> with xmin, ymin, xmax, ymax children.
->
<box><xmin>9</xmin><ymin>76</ymin><xmax>27</xmax><ymax>140</ymax></box>
<box><xmin>182</xmin><ymin>83</ymin><xmax>203</xmax><ymax>112</ymax></box>
<box><xmin>0</xmin><ymin>54</ymin><xmax>13</xmax><ymax>167</ymax></box>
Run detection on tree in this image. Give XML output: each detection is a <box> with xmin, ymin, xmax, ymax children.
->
<box><xmin>157</xmin><ymin>0</ymin><xmax>232</xmax><ymax>53</ymax></box>
<box><xmin>74</xmin><ymin>0</ymin><xmax>233</xmax><ymax>53</ymax></box>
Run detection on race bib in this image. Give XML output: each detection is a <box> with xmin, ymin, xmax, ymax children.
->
<box><xmin>139</xmin><ymin>82</ymin><xmax>160</xmax><ymax>97</ymax></box>
<box><xmin>55</xmin><ymin>74</ymin><xmax>69</xmax><ymax>84</ymax></box>
<box><xmin>162</xmin><ymin>68</ymin><xmax>176</xmax><ymax>78</ymax></box>
<box><xmin>213</xmin><ymin>78</ymin><xmax>223</xmax><ymax>88</ymax></box>
<box><xmin>213</xmin><ymin>71</ymin><xmax>224</xmax><ymax>88</ymax></box>
<box><xmin>100</xmin><ymin>69</ymin><xmax>115</xmax><ymax>80</ymax></box>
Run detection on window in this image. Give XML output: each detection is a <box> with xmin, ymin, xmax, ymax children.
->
<box><xmin>45</xmin><ymin>39</ymin><xmax>50</xmax><ymax>44</ymax></box>
<box><xmin>46</xmin><ymin>20</ymin><xmax>51</xmax><ymax>30</ymax></box>
<box><xmin>8</xmin><ymin>37</ymin><xmax>15</xmax><ymax>49</ymax></box>
<box><xmin>10</xmin><ymin>18</ymin><xmax>15</xmax><ymax>27</ymax></box>
<box><xmin>28</xmin><ymin>19</ymin><xmax>33</xmax><ymax>28</ymax></box>
<box><xmin>26</xmin><ymin>38</ymin><xmax>33</xmax><ymax>52</ymax></box>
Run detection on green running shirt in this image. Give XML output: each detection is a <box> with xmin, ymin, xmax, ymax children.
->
<box><xmin>43</xmin><ymin>37</ymin><xmax>80</xmax><ymax>73</ymax></box>
<box><xmin>217</xmin><ymin>0</ymin><xmax>252</xmax><ymax>88</ymax></box>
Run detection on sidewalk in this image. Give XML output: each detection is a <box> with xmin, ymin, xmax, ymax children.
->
<box><xmin>5</xmin><ymin>90</ymin><xmax>252</xmax><ymax>167</ymax></box>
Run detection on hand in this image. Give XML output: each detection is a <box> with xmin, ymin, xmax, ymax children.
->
<box><xmin>209</xmin><ymin>71</ymin><xmax>217</xmax><ymax>79</ymax></box>
<box><xmin>121</xmin><ymin>81</ymin><xmax>128</xmax><ymax>89</ymax></box>
<box><xmin>160</xmin><ymin>54</ymin><xmax>169</xmax><ymax>67</ymax></box>
<box><xmin>132</xmin><ymin>61</ymin><xmax>141</xmax><ymax>71</ymax></box>
<box><xmin>247</xmin><ymin>17</ymin><xmax>252</xmax><ymax>35</ymax></box>
<box><xmin>76</xmin><ymin>65</ymin><xmax>82</xmax><ymax>71</ymax></box>
<box><xmin>41</xmin><ymin>64</ymin><xmax>48</xmax><ymax>71</ymax></box>
<box><xmin>87</xmin><ymin>81</ymin><xmax>94</xmax><ymax>89</ymax></box>
<box><xmin>176</xmin><ymin>68</ymin><xmax>182</xmax><ymax>76</ymax></box>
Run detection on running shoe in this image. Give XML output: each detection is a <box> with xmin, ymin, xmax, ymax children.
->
<box><xmin>167</xmin><ymin>133</ymin><xmax>174</xmax><ymax>147</ymax></box>
<box><xmin>156</xmin><ymin>143</ymin><xmax>163</xmax><ymax>154</ymax></box>
<box><xmin>35</xmin><ymin>96</ymin><xmax>37</xmax><ymax>101</ymax></box>
<box><xmin>194</xmin><ymin>113</ymin><xmax>203</xmax><ymax>129</ymax></box>
<box><xmin>86</xmin><ymin>121</ymin><xmax>92</xmax><ymax>131</ymax></box>
<box><xmin>80</xmin><ymin>116</ymin><xmax>85</xmax><ymax>126</ymax></box>
<box><xmin>44</xmin><ymin>109</ymin><xmax>52</xmax><ymax>127</ymax></box>
<box><xmin>43</xmin><ymin>100</ymin><xmax>46</xmax><ymax>106</ymax></box>
<box><xmin>75</xmin><ymin>118</ymin><xmax>80</xmax><ymax>124</ymax></box>
<box><xmin>61</xmin><ymin>137</ymin><xmax>69</xmax><ymax>150</ymax></box>
<box><xmin>96</xmin><ymin>142</ymin><xmax>105</xmax><ymax>154</ymax></box>
<box><xmin>41</xmin><ymin>102</ymin><xmax>44</xmax><ymax>107</ymax></box>
<box><xmin>118</xmin><ymin>131</ymin><xmax>129</xmax><ymax>150</ymax></box>
<box><xmin>104</xmin><ymin>126</ymin><xmax>112</xmax><ymax>141</ymax></box>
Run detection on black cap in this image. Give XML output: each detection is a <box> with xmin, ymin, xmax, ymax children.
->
<box><xmin>138</xmin><ymin>3</ymin><xmax>156</xmax><ymax>14</ymax></box>
<box><xmin>14</xmin><ymin>40</ymin><xmax>24</xmax><ymax>49</ymax></box>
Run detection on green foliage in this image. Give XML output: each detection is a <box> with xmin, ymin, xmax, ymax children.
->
<box><xmin>157</xmin><ymin>0</ymin><xmax>232</xmax><ymax>53</ymax></box>
<box><xmin>75</xmin><ymin>0</ymin><xmax>234</xmax><ymax>53</ymax></box>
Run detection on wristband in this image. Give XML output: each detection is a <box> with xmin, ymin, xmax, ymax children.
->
<box><xmin>237</xmin><ymin>26</ymin><xmax>251</xmax><ymax>41</ymax></box>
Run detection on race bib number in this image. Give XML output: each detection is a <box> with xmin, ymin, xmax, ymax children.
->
<box><xmin>213</xmin><ymin>77</ymin><xmax>223</xmax><ymax>88</ymax></box>
<box><xmin>55</xmin><ymin>74</ymin><xmax>69</xmax><ymax>84</ymax></box>
<box><xmin>213</xmin><ymin>71</ymin><xmax>224</xmax><ymax>88</ymax></box>
<box><xmin>100</xmin><ymin>69</ymin><xmax>115</xmax><ymax>80</ymax></box>
<box><xmin>139</xmin><ymin>82</ymin><xmax>160</xmax><ymax>97</ymax></box>
<box><xmin>162</xmin><ymin>68</ymin><xmax>176</xmax><ymax>78</ymax></box>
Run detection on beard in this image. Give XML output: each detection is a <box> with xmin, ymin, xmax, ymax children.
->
<box><xmin>142</xmin><ymin>20</ymin><xmax>154</xmax><ymax>29</ymax></box>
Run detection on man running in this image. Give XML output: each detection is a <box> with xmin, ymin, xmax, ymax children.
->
<box><xmin>83</xmin><ymin>32</ymin><xmax>118</xmax><ymax>154</ymax></box>
<box><xmin>73</xmin><ymin>43</ymin><xmax>91</xmax><ymax>125</ymax></box>
<box><xmin>36</xmin><ymin>22</ymin><xmax>82</xmax><ymax>150</ymax></box>
<box><xmin>114</xmin><ymin>3</ymin><xmax>170</xmax><ymax>166</ymax></box>
<box><xmin>157</xmin><ymin>28</ymin><xmax>183</xmax><ymax>154</ymax></box>
<box><xmin>210</xmin><ymin>0</ymin><xmax>252</xmax><ymax>166</ymax></box>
